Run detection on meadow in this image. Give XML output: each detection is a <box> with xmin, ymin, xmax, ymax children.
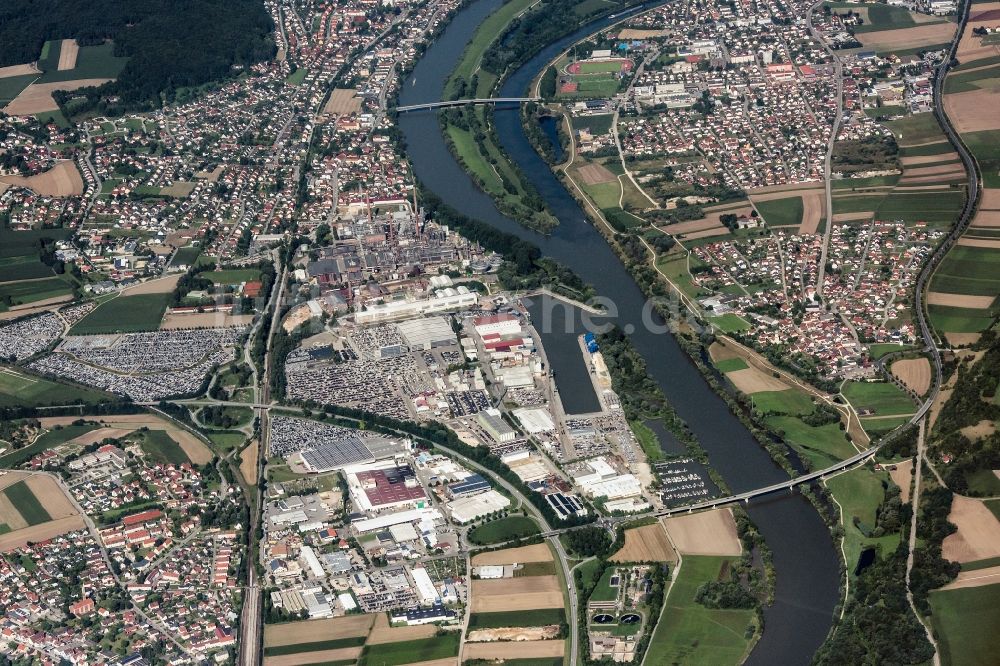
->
<box><xmin>69</xmin><ymin>292</ymin><xmax>170</xmax><ymax>334</ymax></box>
<box><xmin>930</xmin><ymin>583</ymin><xmax>1000</xmax><ymax>666</ymax></box>
<box><xmin>468</xmin><ymin>515</ymin><xmax>540</xmax><ymax>544</ymax></box>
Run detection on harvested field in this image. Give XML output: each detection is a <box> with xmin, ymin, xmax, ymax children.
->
<box><xmin>67</xmin><ymin>427</ymin><xmax>133</xmax><ymax>446</ymax></box>
<box><xmin>618</xmin><ymin>28</ymin><xmax>670</xmax><ymax>39</ymax></box>
<box><xmin>400</xmin><ymin>660</ymin><xmax>457</xmax><ymax>666</ymax></box>
<box><xmin>890</xmin><ymin>358</ymin><xmax>932</xmax><ymax>395</ymax></box>
<box><xmin>901</xmin><ymin>163</ymin><xmax>965</xmax><ymax>178</ymax></box>
<box><xmin>0</xmin><ymin>515</ymin><xmax>86</xmax><ymax>551</ymax></box>
<box><xmin>747</xmin><ymin>181</ymin><xmax>824</xmax><ymax>194</ymax></box>
<box><xmin>941</xmin><ymin>565</ymin><xmax>1000</xmax><ymax>590</ymax></box>
<box><xmin>0</xmin><ymin>64</ymin><xmax>39</xmax><ymax>78</ymax></box>
<box><xmin>901</xmin><ymin>152</ymin><xmax>960</xmax><ymax>165</ymax></box>
<box><xmin>324</xmin><ymin>88</ymin><xmax>362</xmax><ymax>115</ymax></box>
<box><xmin>957</xmin><ymin>237</ymin><xmax>1000</xmax><ymax>248</ymax></box>
<box><xmin>926</xmin><ymin>292</ymin><xmax>995</xmax><ymax>308</ymax></box>
<box><xmin>264</xmin><ymin>647</ymin><xmax>362</xmax><ymax>666</ymax></box>
<box><xmin>724</xmin><ymin>366</ymin><xmax>790</xmax><ymax>394</ymax></box>
<box><xmin>367</xmin><ymin>611</ymin><xmax>437</xmax><ymax>644</ymax></box>
<box><xmin>661</xmin><ymin>217</ymin><xmax>724</xmax><ymax>234</ymax></box>
<box><xmin>4</xmin><ymin>78</ymin><xmax>113</xmax><ymax>114</ymax></box>
<box><xmin>898</xmin><ymin>170</ymin><xmax>967</xmax><ymax>185</ymax></box>
<box><xmin>470</xmin><ymin>576</ymin><xmax>564</xmax><ymax>613</ymax></box>
<box><xmin>945</xmin><ymin>88</ymin><xmax>1000</xmax><ymax>133</ymax></box>
<box><xmin>857</xmin><ymin>22</ymin><xmax>956</xmax><ymax>50</ymax></box>
<box><xmin>0</xmin><ymin>161</ymin><xmax>83</xmax><ymax>197</ymax></box>
<box><xmin>264</xmin><ymin>614</ymin><xmax>373</xmax><ymax>646</ymax></box>
<box><xmin>799</xmin><ymin>191</ymin><xmax>824</xmax><ymax>234</ymax></box>
<box><xmin>942</xmin><ymin>495</ymin><xmax>1000</xmax><ymax>563</ymax></box>
<box><xmin>240</xmin><ymin>440</ymin><xmax>259</xmax><ymax>485</ymax></box>
<box><xmin>946</xmin><ymin>333</ymin><xmax>982</xmax><ymax>346</ymax></box>
<box><xmin>981</xmin><ymin>189</ymin><xmax>1000</xmax><ymax>209</ymax></box>
<box><xmin>970</xmin><ymin>210</ymin><xmax>1000</xmax><ymax>227</ymax></box>
<box><xmin>832</xmin><ymin>211</ymin><xmax>874</xmax><ymax>222</ymax></box>
<box><xmin>463</xmin><ymin>640</ymin><xmax>565</xmax><ymax>660</ymax></box>
<box><xmin>196</xmin><ymin>166</ymin><xmax>225</xmax><ymax>182</ymax></box>
<box><xmin>578</xmin><ymin>162</ymin><xmax>617</xmax><ymax>185</ymax></box>
<box><xmin>679</xmin><ymin>226</ymin><xmax>730</xmax><ymax>240</ymax></box>
<box><xmin>472</xmin><ymin>543</ymin><xmax>552</xmax><ymax>566</ymax></box>
<box><xmin>610</xmin><ymin>522</ymin><xmax>677</xmax><ymax>563</ymax></box>
<box><xmin>159</xmin><ymin>312</ymin><xmax>255</xmax><ymax>329</ymax></box>
<box><xmin>750</xmin><ymin>188</ymin><xmax>824</xmax><ymax>203</ymax></box>
<box><xmin>25</xmin><ymin>475</ymin><xmax>77</xmax><ymax>519</ymax></box>
<box><xmin>0</xmin><ymin>492</ymin><xmax>28</xmax><ymax>531</ymax></box>
<box><xmin>662</xmin><ymin>508</ymin><xmax>742</xmax><ymax>556</ymax></box>
<box><xmin>466</xmin><ymin>626</ymin><xmax>560</xmax><ymax>642</ymax></box>
<box><xmin>0</xmin><ymin>471</ymin><xmax>30</xmax><ymax>493</ymax></box>
<box><xmin>57</xmin><ymin>40</ymin><xmax>79</xmax><ymax>71</ymax></box>
<box><xmin>889</xmin><ymin>459</ymin><xmax>913</xmax><ymax>503</ymax></box>
<box><xmin>122</xmin><ymin>274</ymin><xmax>182</xmax><ymax>295</ymax></box>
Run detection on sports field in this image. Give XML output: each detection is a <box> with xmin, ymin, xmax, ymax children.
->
<box><xmin>203</xmin><ymin>269</ymin><xmax>261</xmax><ymax>285</ymax></box>
<box><xmin>645</xmin><ymin>555</ymin><xmax>755</xmax><ymax>666</ymax></box>
<box><xmin>69</xmin><ymin>293</ymin><xmax>170</xmax><ymax>334</ymax></box>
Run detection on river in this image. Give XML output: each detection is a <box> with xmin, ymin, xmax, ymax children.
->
<box><xmin>397</xmin><ymin>1</ymin><xmax>841</xmax><ymax>662</ymax></box>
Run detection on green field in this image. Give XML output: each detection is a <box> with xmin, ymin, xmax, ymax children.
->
<box><xmin>0</xmin><ymin>73</ymin><xmax>38</xmax><ymax>104</ymax></box>
<box><xmin>1</xmin><ymin>480</ymin><xmax>52</xmax><ymax>526</ymax></box>
<box><xmin>931</xmin><ymin>244</ymin><xmax>1000</xmax><ymax>296</ymax></box>
<box><xmin>930</xmin><ymin>582</ymin><xmax>1000</xmax><ymax>666</ymax></box>
<box><xmin>468</xmin><ymin>515</ymin><xmax>539</xmax><ymax>544</ymax></box>
<box><xmin>36</xmin><ymin>43</ymin><xmax>128</xmax><ymax>84</ymax></box>
<box><xmin>860</xmin><ymin>415</ymin><xmax>912</xmax><ymax>435</ymax></box>
<box><xmin>842</xmin><ymin>381</ymin><xmax>915</xmax><ymax>416</ymax></box>
<box><xmin>646</xmin><ymin>555</ymin><xmax>755</xmax><ymax>666</ymax></box>
<box><xmin>826</xmin><ymin>467</ymin><xmax>900</xmax><ymax>577</ymax></box>
<box><xmin>0</xmin><ymin>276</ymin><xmax>73</xmax><ymax>308</ymax></box>
<box><xmin>768</xmin><ymin>416</ymin><xmax>858</xmax><ymax>468</ymax></box>
<box><xmin>714</xmin><ymin>357</ymin><xmax>748</xmax><ymax>373</ymax></box>
<box><xmin>629</xmin><ymin>420</ymin><xmax>664</xmax><ymax>462</ymax></box>
<box><xmin>868</xmin><ymin>343</ymin><xmax>915</xmax><ymax>359</ymax></box>
<box><xmin>171</xmin><ymin>246</ymin><xmax>203</xmax><ymax>267</ymax></box>
<box><xmin>263</xmin><ymin>636</ymin><xmax>365</xmax><ymax>656</ymax></box>
<box><xmin>930</xmin><ymin>306</ymin><xmax>996</xmax><ymax>335</ymax></box>
<box><xmin>963</xmin><ymin>129</ymin><xmax>1000</xmax><ymax>187</ymax></box>
<box><xmin>590</xmin><ymin>567</ymin><xmax>622</xmax><ymax>602</ymax></box>
<box><xmin>886</xmin><ymin>113</ymin><xmax>946</xmax><ymax>145</ymax></box>
<box><xmin>578</xmin><ymin>60</ymin><xmax>626</xmax><ymax>74</ymax></box>
<box><xmin>754</xmin><ymin>196</ymin><xmax>804</xmax><ymax>227</ymax></box>
<box><xmin>708</xmin><ymin>313</ymin><xmax>751</xmax><ymax>333</ymax></box>
<box><xmin>875</xmin><ymin>190</ymin><xmax>964</xmax><ymax>226</ymax></box>
<box><xmin>285</xmin><ymin>67</ymin><xmax>308</xmax><ymax>86</ymax></box>
<box><xmin>361</xmin><ymin>633</ymin><xmax>460</xmax><ymax>666</ymax></box>
<box><xmin>69</xmin><ymin>293</ymin><xmax>170</xmax><ymax>334</ymax></box>
<box><xmin>0</xmin><ymin>367</ymin><xmax>113</xmax><ymax>408</ymax></box>
<box><xmin>574</xmin><ymin>113</ymin><xmax>614</xmax><ymax>135</ymax></box>
<box><xmin>749</xmin><ymin>389</ymin><xmax>815</xmax><ymax>416</ymax></box>
<box><xmin>832</xmin><ymin>193</ymin><xmax>887</xmax><ymax>215</ymax></box>
<box><xmin>137</xmin><ymin>430</ymin><xmax>191</xmax><ymax>465</ymax></box>
<box><xmin>850</xmin><ymin>3</ymin><xmax>942</xmax><ymax>32</ymax></box>
<box><xmin>945</xmin><ymin>64</ymin><xmax>1000</xmax><ymax>94</ymax></box>
<box><xmin>832</xmin><ymin>175</ymin><xmax>900</xmax><ymax>189</ymax></box>
<box><xmin>203</xmin><ymin>269</ymin><xmax>261</xmax><ymax>285</ymax></box>
<box><xmin>559</xmin><ymin>75</ymin><xmax>622</xmax><ymax>99</ymax></box>
<box><xmin>468</xmin><ymin>608</ymin><xmax>566</xmax><ymax>629</ymax></box>
<box><xmin>205</xmin><ymin>430</ymin><xmax>247</xmax><ymax>454</ymax></box>
<box><xmin>899</xmin><ymin>140</ymin><xmax>955</xmax><ymax>158</ymax></box>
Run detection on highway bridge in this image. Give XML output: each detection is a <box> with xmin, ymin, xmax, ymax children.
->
<box><xmin>395</xmin><ymin>97</ymin><xmax>540</xmax><ymax>112</ymax></box>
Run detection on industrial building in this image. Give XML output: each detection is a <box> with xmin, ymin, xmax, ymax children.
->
<box><xmin>395</xmin><ymin>316</ymin><xmax>457</xmax><ymax>350</ymax></box>
<box><xmin>447</xmin><ymin>489</ymin><xmax>511</xmax><ymax>524</ymax></box>
<box><xmin>477</xmin><ymin>409</ymin><xmax>516</xmax><ymax>443</ymax></box>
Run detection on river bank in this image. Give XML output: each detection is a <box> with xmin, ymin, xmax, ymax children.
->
<box><xmin>397</xmin><ymin>0</ymin><xmax>842</xmax><ymax>662</ymax></box>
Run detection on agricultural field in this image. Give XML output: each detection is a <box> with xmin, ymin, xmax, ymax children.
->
<box><xmin>0</xmin><ymin>471</ymin><xmax>85</xmax><ymax>551</ymax></box>
<box><xmin>136</xmin><ymin>429</ymin><xmax>194</xmax><ymax>465</ymax></box>
<box><xmin>360</xmin><ymin>632</ymin><xmax>460</xmax><ymax>666</ymax></box>
<box><xmin>611</xmin><ymin>522</ymin><xmax>677</xmax><ymax>563</ymax></box>
<box><xmin>842</xmin><ymin>381</ymin><xmax>916</xmax><ymax>418</ymax></box>
<box><xmin>263</xmin><ymin>615</ymin><xmax>373</xmax><ymax>666</ymax></box>
<box><xmin>662</xmin><ymin>509</ymin><xmax>742</xmax><ymax>556</ymax></box>
<box><xmin>470</xmin><ymin>575</ymin><xmax>565</xmax><ymax>614</ymax></box>
<box><xmin>468</xmin><ymin>515</ymin><xmax>540</xmax><ymax>544</ymax></box>
<box><xmin>68</xmin><ymin>293</ymin><xmax>171</xmax><ymax>334</ymax></box>
<box><xmin>753</xmin><ymin>196</ymin><xmax>804</xmax><ymax>228</ymax></box>
<box><xmin>0</xmin><ymin>367</ymin><xmax>113</xmax><ymax>409</ymax></box>
<box><xmin>645</xmin><ymin>555</ymin><xmax>755</xmax><ymax>666</ymax></box>
<box><xmin>930</xmin><ymin>583</ymin><xmax>1000</xmax><ymax>666</ymax></box>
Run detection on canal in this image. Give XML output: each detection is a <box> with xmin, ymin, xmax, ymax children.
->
<box><xmin>397</xmin><ymin>1</ymin><xmax>841</xmax><ymax>662</ymax></box>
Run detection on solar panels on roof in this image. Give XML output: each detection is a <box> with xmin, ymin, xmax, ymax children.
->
<box><xmin>300</xmin><ymin>436</ymin><xmax>376</xmax><ymax>472</ymax></box>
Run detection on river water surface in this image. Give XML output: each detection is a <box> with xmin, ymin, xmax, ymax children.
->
<box><xmin>398</xmin><ymin>2</ymin><xmax>841</xmax><ymax>662</ymax></box>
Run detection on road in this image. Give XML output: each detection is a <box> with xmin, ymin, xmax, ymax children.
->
<box><xmin>238</xmin><ymin>249</ymin><xmax>287</xmax><ymax>666</ymax></box>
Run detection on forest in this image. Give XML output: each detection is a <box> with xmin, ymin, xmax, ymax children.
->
<box><xmin>0</xmin><ymin>0</ymin><xmax>275</xmax><ymax>114</ymax></box>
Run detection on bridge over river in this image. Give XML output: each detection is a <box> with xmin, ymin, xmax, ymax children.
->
<box><xmin>395</xmin><ymin>97</ymin><xmax>540</xmax><ymax>112</ymax></box>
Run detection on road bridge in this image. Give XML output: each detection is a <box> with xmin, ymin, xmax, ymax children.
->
<box><xmin>395</xmin><ymin>97</ymin><xmax>540</xmax><ymax>112</ymax></box>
